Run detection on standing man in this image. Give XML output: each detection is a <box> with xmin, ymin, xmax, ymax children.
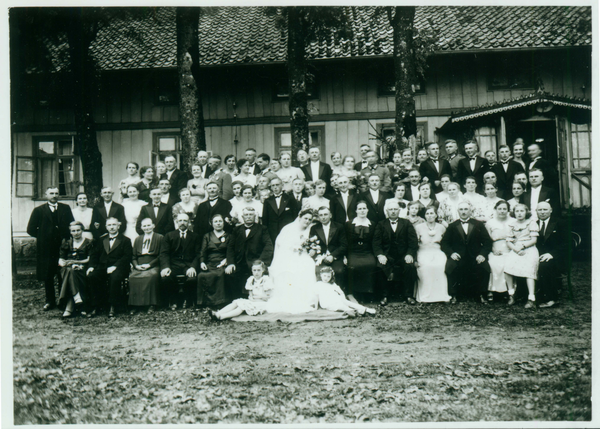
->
<box><xmin>90</xmin><ymin>186</ymin><xmax>126</xmax><ymax>239</ymax></box>
<box><xmin>527</xmin><ymin>143</ymin><xmax>559</xmax><ymax>191</ymax></box>
<box><xmin>160</xmin><ymin>213</ymin><xmax>201</xmax><ymax>310</ymax></box>
<box><xmin>484</xmin><ymin>150</ymin><xmax>497</xmax><ymax>168</ymax></box>
<box><xmin>301</xmin><ymin>146</ymin><xmax>333</xmax><ymax>196</ymax></box>
<box><xmin>296</xmin><ymin>149</ymin><xmax>309</xmax><ymax>168</ymax></box>
<box><xmin>288</xmin><ymin>178</ymin><xmax>307</xmax><ymax>205</ymax></box>
<box><xmin>404</xmin><ymin>169</ymin><xmax>422</xmax><ymax>202</ymax></box>
<box><xmin>310</xmin><ymin>207</ymin><xmax>347</xmax><ymax>289</ymax></box>
<box><xmin>359</xmin><ymin>150</ymin><xmax>392</xmax><ymax>193</ymax></box>
<box><xmin>193</xmin><ymin>182</ymin><xmax>233</xmax><ymax>240</ymax></box>
<box><xmin>354</xmin><ymin>144</ymin><xmax>371</xmax><ymax>171</ymax></box>
<box><xmin>164</xmin><ymin>155</ymin><xmax>189</xmax><ymax>198</ymax></box>
<box><xmin>245</xmin><ymin>148</ymin><xmax>261</xmax><ymax>175</ymax></box>
<box><xmin>136</xmin><ymin>188</ymin><xmax>175</xmax><ymax>236</ymax></box>
<box><xmin>262</xmin><ymin>177</ymin><xmax>299</xmax><ymax>244</ymax></box>
<box><xmin>441</xmin><ymin>202</ymin><xmax>492</xmax><ymax>304</ymax></box>
<box><xmin>456</xmin><ymin>140</ymin><xmax>490</xmax><ymax>193</ymax></box>
<box><xmin>196</xmin><ymin>151</ymin><xmax>214</xmax><ymax>179</ymax></box>
<box><xmin>86</xmin><ymin>217</ymin><xmax>132</xmax><ymax>317</ymax></box>
<box><xmin>255</xmin><ymin>153</ymin><xmax>279</xmax><ymax>181</ymax></box>
<box><xmin>373</xmin><ymin>200</ymin><xmax>418</xmax><ymax>306</ymax></box>
<box><xmin>443</xmin><ymin>139</ymin><xmax>465</xmax><ymax>181</ymax></box>
<box><xmin>157</xmin><ymin>179</ymin><xmax>179</xmax><ymax>207</ymax></box>
<box><xmin>419</xmin><ymin>142</ymin><xmax>452</xmax><ymax>193</ymax></box>
<box><xmin>358</xmin><ymin>175</ymin><xmax>391</xmax><ymax>225</ymax></box>
<box><xmin>492</xmin><ymin>144</ymin><xmax>524</xmax><ymax>199</ymax></box>
<box><xmin>522</xmin><ymin>169</ymin><xmax>560</xmax><ymax>215</ymax></box>
<box><xmin>27</xmin><ymin>187</ymin><xmax>74</xmax><ymax>310</ymax></box>
<box><xmin>207</xmin><ymin>155</ymin><xmax>234</xmax><ymax>200</ymax></box>
<box><xmin>330</xmin><ymin>175</ymin><xmax>356</xmax><ymax>223</ymax></box>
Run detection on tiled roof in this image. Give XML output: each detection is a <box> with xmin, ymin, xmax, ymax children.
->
<box><xmin>36</xmin><ymin>6</ymin><xmax>593</xmax><ymax>72</ymax></box>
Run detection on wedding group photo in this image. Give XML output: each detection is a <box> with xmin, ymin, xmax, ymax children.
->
<box><xmin>8</xmin><ymin>4</ymin><xmax>593</xmax><ymax>426</ymax></box>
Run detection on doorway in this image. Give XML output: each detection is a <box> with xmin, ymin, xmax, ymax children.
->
<box><xmin>507</xmin><ymin>118</ymin><xmax>558</xmax><ymax>168</ymax></box>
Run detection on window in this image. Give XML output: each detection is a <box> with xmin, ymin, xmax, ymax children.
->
<box><xmin>474</xmin><ymin>126</ymin><xmax>497</xmax><ymax>155</ymax></box>
<box><xmin>571</xmin><ymin>123</ymin><xmax>591</xmax><ymax>170</ymax></box>
<box><xmin>151</xmin><ymin>133</ymin><xmax>182</xmax><ymax>167</ymax></box>
<box><xmin>378</xmin><ymin>76</ymin><xmax>426</xmax><ymax>97</ymax></box>
<box><xmin>28</xmin><ymin>136</ymin><xmax>80</xmax><ymax>198</ymax></box>
<box><xmin>275</xmin><ymin>126</ymin><xmax>325</xmax><ymax>160</ymax></box>
<box><xmin>273</xmin><ymin>79</ymin><xmax>319</xmax><ymax>101</ymax></box>
<box><xmin>487</xmin><ymin>53</ymin><xmax>534</xmax><ymax>90</ymax></box>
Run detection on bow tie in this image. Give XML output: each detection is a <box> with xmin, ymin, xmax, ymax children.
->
<box><xmin>390</xmin><ymin>220</ymin><xmax>398</xmax><ymax>225</ymax></box>
<box><xmin>274</xmin><ymin>194</ymin><xmax>282</xmax><ymax>198</ymax></box>
<box><xmin>430</xmin><ymin>158</ymin><xmax>438</xmax><ymax>162</ymax></box>
<box><xmin>109</xmin><ymin>236</ymin><xmax>117</xmax><ymax>241</ymax></box>
<box><xmin>153</xmin><ymin>204</ymin><xmax>160</xmax><ymax>207</ymax></box>
<box><xmin>461</xmin><ymin>219</ymin><xmax>470</xmax><ymax>224</ymax></box>
<box><xmin>469</xmin><ymin>157</ymin><xmax>477</xmax><ymax>161</ymax></box>
<box><xmin>245</xmin><ymin>226</ymin><xmax>252</xmax><ymax>230</ymax></box>
<box><xmin>501</xmin><ymin>161</ymin><xmax>510</xmax><ymax>164</ymax></box>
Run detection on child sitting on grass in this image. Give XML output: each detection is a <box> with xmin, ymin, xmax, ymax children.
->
<box><xmin>316</xmin><ymin>266</ymin><xmax>376</xmax><ymax>317</ymax></box>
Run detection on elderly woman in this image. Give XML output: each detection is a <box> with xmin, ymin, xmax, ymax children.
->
<box><xmin>485</xmin><ymin>200</ymin><xmax>512</xmax><ymax>301</ymax></box>
<box><xmin>197</xmin><ymin>214</ymin><xmax>231</xmax><ymax>309</ymax></box>
<box><xmin>345</xmin><ymin>200</ymin><xmax>377</xmax><ymax>303</ymax></box>
<box><xmin>385</xmin><ymin>182</ymin><xmax>409</xmax><ymax>219</ymax></box>
<box><xmin>128</xmin><ymin>217</ymin><xmax>163</xmax><ymax>314</ymax></box>
<box><xmin>138</xmin><ymin>166</ymin><xmax>157</xmax><ymax>202</ymax></box>
<box><xmin>118</xmin><ymin>162</ymin><xmax>142</xmax><ymax>202</ymax></box>
<box><xmin>172</xmin><ymin>188</ymin><xmax>199</xmax><ymax>231</ymax></box>
<box><xmin>58</xmin><ymin>221</ymin><xmax>93</xmax><ymax>318</ymax></box>
<box><xmin>230</xmin><ymin>185</ymin><xmax>263</xmax><ymax>225</ymax></box>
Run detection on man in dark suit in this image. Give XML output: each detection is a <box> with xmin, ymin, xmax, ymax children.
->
<box><xmin>527</xmin><ymin>143</ymin><xmax>559</xmax><ymax>190</ymax></box>
<box><xmin>522</xmin><ymin>168</ymin><xmax>560</xmax><ymax>214</ymax></box>
<box><xmin>373</xmin><ymin>200</ymin><xmax>418</xmax><ymax>306</ymax></box>
<box><xmin>403</xmin><ymin>169</ymin><xmax>422</xmax><ymax>202</ymax></box>
<box><xmin>193</xmin><ymin>182</ymin><xmax>233</xmax><ymax>240</ymax></box>
<box><xmin>164</xmin><ymin>155</ymin><xmax>189</xmax><ymax>199</ymax></box>
<box><xmin>90</xmin><ymin>187</ymin><xmax>126</xmax><ymax>239</ymax></box>
<box><xmin>157</xmin><ymin>179</ymin><xmax>179</xmax><ymax>207</ymax></box>
<box><xmin>456</xmin><ymin>140</ymin><xmax>490</xmax><ymax>194</ymax></box>
<box><xmin>136</xmin><ymin>188</ymin><xmax>175</xmax><ymax>236</ymax></box>
<box><xmin>288</xmin><ymin>178</ymin><xmax>308</xmax><ymax>205</ymax></box>
<box><xmin>354</xmin><ymin>144</ymin><xmax>371</xmax><ymax>172</ymax></box>
<box><xmin>357</xmin><ymin>175</ymin><xmax>391</xmax><ymax>225</ymax></box>
<box><xmin>441</xmin><ymin>201</ymin><xmax>493</xmax><ymax>303</ymax></box>
<box><xmin>27</xmin><ymin>186</ymin><xmax>74</xmax><ymax>310</ymax></box>
<box><xmin>310</xmin><ymin>207</ymin><xmax>347</xmax><ymax>289</ymax></box>
<box><xmin>301</xmin><ymin>146</ymin><xmax>333</xmax><ymax>196</ymax></box>
<box><xmin>86</xmin><ymin>217</ymin><xmax>132</xmax><ymax>317</ymax></box>
<box><xmin>443</xmin><ymin>139</ymin><xmax>465</xmax><ymax>181</ymax></box>
<box><xmin>492</xmin><ymin>145</ymin><xmax>525</xmax><ymax>198</ymax></box>
<box><xmin>196</xmin><ymin>150</ymin><xmax>214</xmax><ymax>179</ymax></box>
<box><xmin>245</xmin><ymin>148</ymin><xmax>261</xmax><ymax>175</ymax></box>
<box><xmin>226</xmin><ymin>206</ymin><xmax>274</xmax><ymax>299</ymax></box>
<box><xmin>535</xmin><ymin>202</ymin><xmax>568</xmax><ymax>308</ymax></box>
<box><xmin>262</xmin><ymin>177</ymin><xmax>299</xmax><ymax>244</ymax></box>
<box><xmin>160</xmin><ymin>213</ymin><xmax>201</xmax><ymax>310</ymax></box>
<box><xmin>330</xmin><ymin>175</ymin><xmax>356</xmax><ymax>223</ymax></box>
<box><xmin>419</xmin><ymin>142</ymin><xmax>452</xmax><ymax>194</ymax></box>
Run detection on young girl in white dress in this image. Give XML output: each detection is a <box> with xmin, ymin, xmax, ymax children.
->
<box><xmin>316</xmin><ymin>266</ymin><xmax>376</xmax><ymax>316</ymax></box>
<box><xmin>210</xmin><ymin>261</ymin><xmax>273</xmax><ymax>320</ymax></box>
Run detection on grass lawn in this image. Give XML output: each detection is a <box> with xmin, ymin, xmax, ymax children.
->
<box><xmin>12</xmin><ymin>261</ymin><xmax>591</xmax><ymax>424</ymax></box>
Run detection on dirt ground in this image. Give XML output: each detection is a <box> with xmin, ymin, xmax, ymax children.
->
<box><xmin>12</xmin><ymin>261</ymin><xmax>591</xmax><ymax>424</ymax></box>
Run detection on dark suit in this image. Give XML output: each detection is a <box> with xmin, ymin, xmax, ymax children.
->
<box><xmin>527</xmin><ymin>157</ymin><xmax>559</xmax><ymax>191</ymax></box>
<box><xmin>357</xmin><ymin>190</ymin><xmax>392</xmax><ymax>225</ymax></box>
<box><xmin>262</xmin><ymin>193</ymin><xmax>299</xmax><ymax>244</ymax></box>
<box><xmin>419</xmin><ymin>158</ymin><xmax>452</xmax><ymax>193</ymax></box>
<box><xmin>165</xmin><ymin>169</ymin><xmax>190</xmax><ymax>198</ymax></box>
<box><xmin>492</xmin><ymin>160</ymin><xmax>524</xmax><ymax>199</ymax></box>
<box><xmin>404</xmin><ymin>184</ymin><xmax>422</xmax><ymax>202</ymax></box>
<box><xmin>372</xmin><ymin>218</ymin><xmax>418</xmax><ymax>299</ymax></box>
<box><xmin>160</xmin><ymin>229</ymin><xmax>201</xmax><ymax>306</ymax></box>
<box><xmin>248</xmin><ymin>163</ymin><xmax>261</xmax><ymax>176</ymax></box>
<box><xmin>444</xmin><ymin>153</ymin><xmax>466</xmax><ymax>181</ymax></box>
<box><xmin>302</xmin><ymin>161</ymin><xmax>334</xmax><ymax>195</ymax></box>
<box><xmin>310</xmin><ymin>221</ymin><xmax>347</xmax><ymax>287</ymax></box>
<box><xmin>90</xmin><ymin>201</ymin><xmax>126</xmax><ymax>239</ymax></box>
<box><xmin>536</xmin><ymin>217</ymin><xmax>568</xmax><ymax>303</ymax></box>
<box><xmin>441</xmin><ymin>218</ymin><xmax>493</xmax><ymax>300</ymax></box>
<box><xmin>27</xmin><ymin>202</ymin><xmax>74</xmax><ymax>304</ymax></box>
<box><xmin>209</xmin><ymin>170</ymin><xmax>234</xmax><ymax>200</ymax></box>
<box><xmin>227</xmin><ymin>223</ymin><xmax>274</xmax><ymax>298</ymax></box>
<box><xmin>136</xmin><ymin>203</ymin><xmax>175</xmax><ymax>236</ymax></box>
<box><xmin>330</xmin><ymin>190</ymin><xmax>357</xmax><ymax>224</ymax></box>
<box><xmin>161</xmin><ymin>193</ymin><xmax>179</xmax><ymax>208</ymax></box>
<box><xmin>87</xmin><ymin>233</ymin><xmax>132</xmax><ymax>308</ymax></box>
<box><xmin>522</xmin><ymin>186</ymin><xmax>560</xmax><ymax>214</ymax></box>
<box><xmin>457</xmin><ymin>156</ymin><xmax>490</xmax><ymax>193</ymax></box>
<box><xmin>193</xmin><ymin>198</ymin><xmax>233</xmax><ymax>241</ymax></box>
<box><xmin>354</xmin><ymin>160</ymin><xmax>369</xmax><ymax>172</ymax></box>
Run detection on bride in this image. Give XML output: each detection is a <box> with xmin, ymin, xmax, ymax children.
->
<box><xmin>265</xmin><ymin>209</ymin><xmax>320</xmax><ymax>314</ymax></box>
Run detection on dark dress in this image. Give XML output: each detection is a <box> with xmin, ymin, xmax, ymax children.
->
<box><xmin>58</xmin><ymin>238</ymin><xmax>93</xmax><ymax>308</ymax></box>
<box><xmin>128</xmin><ymin>233</ymin><xmax>163</xmax><ymax>306</ymax></box>
<box><xmin>345</xmin><ymin>221</ymin><xmax>377</xmax><ymax>295</ymax></box>
<box><xmin>197</xmin><ymin>231</ymin><xmax>230</xmax><ymax>307</ymax></box>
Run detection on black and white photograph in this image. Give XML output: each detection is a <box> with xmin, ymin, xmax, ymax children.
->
<box><xmin>5</xmin><ymin>2</ymin><xmax>596</xmax><ymax>426</ymax></box>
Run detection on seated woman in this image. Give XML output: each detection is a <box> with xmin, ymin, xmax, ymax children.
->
<box><xmin>507</xmin><ymin>181</ymin><xmax>525</xmax><ymax>212</ymax></box>
<box><xmin>128</xmin><ymin>217</ymin><xmax>163</xmax><ymax>314</ymax></box>
<box><xmin>416</xmin><ymin>182</ymin><xmax>439</xmax><ymax>218</ymax></box>
<box><xmin>122</xmin><ymin>185</ymin><xmax>148</xmax><ymax>240</ymax></box>
<box><xmin>302</xmin><ymin>180</ymin><xmax>330</xmax><ymax>212</ymax></box>
<box><xmin>118</xmin><ymin>162</ymin><xmax>142</xmax><ymax>202</ymax></box>
<box><xmin>230</xmin><ymin>185</ymin><xmax>262</xmax><ymax>226</ymax></box>
<box><xmin>197</xmin><ymin>214</ymin><xmax>231</xmax><ymax>309</ymax></box>
<box><xmin>187</xmin><ymin>163</ymin><xmax>209</xmax><ymax>204</ymax></box>
<box><xmin>172</xmin><ymin>188</ymin><xmax>199</xmax><ymax>231</ymax></box>
<box><xmin>385</xmin><ymin>182</ymin><xmax>410</xmax><ymax>219</ymax></box>
<box><xmin>138</xmin><ymin>166</ymin><xmax>157</xmax><ymax>203</ymax></box>
<box><xmin>72</xmin><ymin>193</ymin><xmax>94</xmax><ymax>240</ymax></box>
<box><xmin>58</xmin><ymin>221</ymin><xmax>93</xmax><ymax>318</ymax></box>
<box><xmin>316</xmin><ymin>266</ymin><xmax>375</xmax><ymax>316</ymax></box>
<box><xmin>485</xmin><ymin>200</ymin><xmax>512</xmax><ymax>301</ymax></box>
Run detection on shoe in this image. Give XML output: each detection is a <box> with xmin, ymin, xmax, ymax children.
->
<box><xmin>508</xmin><ymin>295</ymin><xmax>516</xmax><ymax>306</ymax></box>
<box><xmin>524</xmin><ymin>300</ymin><xmax>535</xmax><ymax>309</ymax></box>
<box><xmin>80</xmin><ymin>311</ymin><xmax>87</xmax><ymax>318</ymax></box>
<box><xmin>108</xmin><ymin>306</ymin><xmax>116</xmax><ymax>318</ymax></box>
<box><xmin>209</xmin><ymin>310</ymin><xmax>220</xmax><ymax>321</ymax></box>
<box><xmin>487</xmin><ymin>292</ymin><xmax>494</xmax><ymax>302</ymax></box>
<box><xmin>43</xmin><ymin>303</ymin><xmax>54</xmax><ymax>311</ymax></box>
<box><xmin>62</xmin><ymin>311</ymin><xmax>72</xmax><ymax>318</ymax></box>
<box><xmin>479</xmin><ymin>295</ymin><xmax>488</xmax><ymax>305</ymax></box>
<box><xmin>538</xmin><ymin>301</ymin><xmax>557</xmax><ymax>308</ymax></box>
<box><xmin>365</xmin><ymin>307</ymin><xmax>376</xmax><ymax>315</ymax></box>
<box><xmin>147</xmin><ymin>306</ymin><xmax>155</xmax><ymax>314</ymax></box>
<box><xmin>406</xmin><ymin>297</ymin><xmax>417</xmax><ymax>305</ymax></box>
<box><xmin>379</xmin><ymin>297</ymin><xmax>388</xmax><ymax>307</ymax></box>
<box><xmin>450</xmin><ymin>297</ymin><xmax>457</xmax><ymax>305</ymax></box>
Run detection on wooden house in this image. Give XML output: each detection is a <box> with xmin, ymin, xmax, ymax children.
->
<box><xmin>11</xmin><ymin>6</ymin><xmax>592</xmax><ymax>247</ymax></box>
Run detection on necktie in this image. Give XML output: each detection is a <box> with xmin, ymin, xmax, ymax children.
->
<box><xmin>539</xmin><ymin>220</ymin><xmax>546</xmax><ymax>238</ymax></box>
<box><xmin>49</xmin><ymin>204</ymin><xmax>57</xmax><ymax>212</ymax></box>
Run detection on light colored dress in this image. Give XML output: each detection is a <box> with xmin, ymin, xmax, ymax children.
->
<box><xmin>316</xmin><ymin>281</ymin><xmax>370</xmax><ymax>313</ymax></box>
<box><xmin>122</xmin><ymin>199</ymin><xmax>148</xmax><ymax>240</ymax></box>
<box><xmin>232</xmin><ymin>276</ymin><xmax>274</xmax><ymax>316</ymax></box>
<box><xmin>463</xmin><ymin>192</ymin><xmax>486</xmax><ymax>220</ymax></box>
<box><xmin>438</xmin><ymin>197</ymin><xmax>465</xmax><ymax>225</ymax></box>
<box><xmin>230</xmin><ymin>199</ymin><xmax>263</xmax><ymax>225</ymax></box>
<box><xmin>302</xmin><ymin>195</ymin><xmax>330</xmax><ymax>213</ymax></box>
<box><xmin>278</xmin><ymin>167</ymin><xmax>305</xmax><ymax>192</ymax></box>
<box><xmin>415</xmin><ymin>223</ymin><xmax>451</xmax><ymax>303</ymax></box>
<box><xmin>504</xmin><ymin>218</ymin><xmax>540</xmax><ymax>279</ymax></box>
<box><xmin>233</xmin><ymin>173</ymin><xmax>257</xmax><ymax>188</ymax></box>
<box><xmin>481</xmin><ymin>197</ymin><xmax>502</xmax><ymax>222</ymax></box>
<box><xmin>72</xmin><ymin>207</ymin><xmax>94</xmax><ymax>240</ymax></box>
<box><xmin>485</xmin><ymin>217</ymin><xmax>511</xmax><ymax>293</ymax></box>
<box><xmin>188</xmin><ymin>178</ymin><xmax>209</xmax><ymax>204</ymax></box>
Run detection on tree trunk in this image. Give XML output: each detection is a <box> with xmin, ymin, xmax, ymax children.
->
<box><xmin>287</xmin><ymin>7</ymin><xmax>309</xmax><ymax>166</ymax></box>
<box><xmin>177</xmin><ymin>7</ymin><xmax>205</xmax><ymax>174</ymax></box>
<box><xmin>389</xmin><ymin>7</ymin><xmax>417</xmax><ymax>145</ymax></box>
<box><xmin>66</xmin><ymin>9</ymin><xmax>103</xmax><ymax>204</ymax></box>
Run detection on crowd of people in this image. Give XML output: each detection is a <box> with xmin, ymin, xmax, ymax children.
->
<box><xmin>26</xmin><ymin>138</ymin><xmax>569</xmax><ymax>319</ymax></box>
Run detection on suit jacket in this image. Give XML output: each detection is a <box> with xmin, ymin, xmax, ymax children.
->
<box><xmin>456</xmin><ymin>156</ymin><xmax>490</xmax><ymax>193</ymax></box>
<box><xmin>492</xmin><ymin>160</ymin><xmax>525</xmax><ymax>198</ymax></box>
<box><xmin>522</xmin><ymin>186</ymin><xmax>560</xmax><ymax>213</ymax></box>
<box><xmin>527</xmin><ymin>157</ymin><xmax>558</xmax><ymax>190</ymax></box>
<box><xmin>27</xmin><ymin>202</ymin><xmax>74</xmax><ymax>281</ymax></box>
<box><xmin>301</xmin><ymin>161</ymin><xmax>333</xmax><ymax>195</ymax></box>
<box><xmin>161</xmin><ymin>193</ymin><xmax>180</xmax><ymax>208</ymax></box>
<box><xmin>310</xmin><ymin>221</ymin><xmax>347</xmax><ymax>260</ymax></box>
<box><xmin>227</xmin><ymin>223</ymin><xmax>274</xmax><ymax>271</ymax></box>
<box><xmin>419</xmin><ymin>158</ymin><xmax>452</xmax><ymax>193</ymax></box>
<box><xmin>536</xmin><ymin>216</ymin><xmax>568</xmax><ymax>272</ymax></box>
<box><xmin>193</xmin><ymin>198</ymin><xmax>233</xmax><ymax>241</ymax></box>
<box><xmin>330</xmin><ymin>190</ymin><xmax>357</xmax><ymax>224</ymax></box>
<box><xmin>356</xmin><ymin>190</ymin><xmax>392</xmax><ymax>225</ymax></box>
<box><xmin>136</xmin><ymin>203</ymin><xmax>175</xmax><ymax>236</ymax></box>
<box><xmin>262</xmin><ymin>193</ymin><xmax>299</xmax><ymax>244</ymax></box>
<box><xmin>249</xmin><ymin>163</ymin><xmax>261</xmax><ymax>176</ymax></box>
<box><xmin>165</xmin><ymin>169</ymin><xmax>190</xmax><ymax>198</ymax></box>
<box><xmin>159</xmin><ymin>229</ymin><xmax>201</xmax><ymax>271</ymax></box>
<box><xmin>404</xmin><ymin>184</ymin><xmax>422</xmax><ymax>202</ymax></box>
<box><xmin>208</xmin><ymin>169</ymin><xmax>234</xmax><ymax>200</ymax></box>
<box><xmin>90</xmin><ymin>201</ymin><xmax>127</xmax><ymax>239</ymax></box>
<box><xmin>441</xmin><ymin>218</ymin><xmax>492</xmax><ymax>273</ymax></box>
<box><xmin>444</xmin><ymin>153</ymin><xmax>466</xmax><ymax>180</ymax></box>
<box><xmin>89</xmin><ymin>233</ymin><xmax>132</xmax><ymax>274</ymax></box>
<box><xmin>132</xmin><ymin>233</ymin><xmax>163</xmax><ymax>268</ymax></box>
<box><xmin>354</xmin><ymin>160</ymin><xmax>369</xmax><ymax>172</ymax></box>
<box><xmin>373</xmin><ymin>218</ymin><xmax>418</xmax><ymax>264</ymax></box>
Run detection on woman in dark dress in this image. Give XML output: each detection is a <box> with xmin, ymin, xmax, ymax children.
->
<box><xmin>128</xmin><ymin>217</ymin><xmax>163</xmax><ymax>314</ymax></box>
<box><xmin>58</xmin><ymin>221</ymin><xmax>93</xmax><ymax>318</ymax></box>
<box><xmin>345</xmin><ymin>201</ymin><xmax>377</xmax><ymax>303</ymax></box>
<box><xmin>197</xmin><ymin>214</ymin><xmax>230</xmax><ymax>309</ymax></box>
<box><xmin>137</xmin><ymin>166</ymin><xmax>156</xmax><ymax>203</ymax></box>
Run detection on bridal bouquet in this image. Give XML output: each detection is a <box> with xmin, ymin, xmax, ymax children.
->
<box><xmin>299</xmin><ymin>236</ymin><xmax>322</xmax><ymax>260</ymax></box>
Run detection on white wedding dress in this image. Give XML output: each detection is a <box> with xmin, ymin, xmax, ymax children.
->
<box><xmin>265</xmin><ymin>219</ymin><xmax>320</xmax><ymax>314</ymax></box>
